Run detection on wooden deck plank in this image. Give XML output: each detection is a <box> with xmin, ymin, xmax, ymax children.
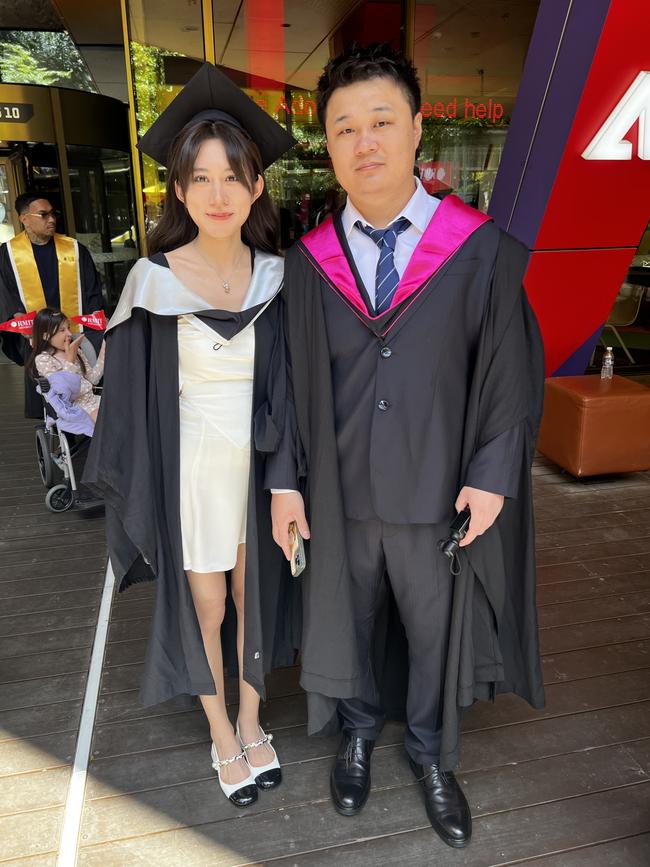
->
<box><xmin>0</xmin><ymin>766</ymin><xmax>71</xmax><ymax>817</ymax></box>
<box><xmin>0</xmin><ymin>557</ymin><xmax>107</xmax><ymax>582</ymax></box>
<box><xmin>0</xmin><ymin>625</ymin><xmax>96</xmax><ymax>658</ymax></box>
<box><xmin>0</xmin><ymin>854</ymin><xmax>57</xmax><ymax>866</ymax></box>
<box><xmin>538</xmin><ymin>591</ymin><xmax>650</xmax><ymax>628</ymax></box>
<box><xmin>0</xmin><ymin>730</ymin><xmax>77</xmax><ymax>776</ymax></box>
<box><xmin>541</xmin><ymin>640</ymin><xmax>650</xmax><ymax>682</ymax></box>
<box><xmin>0</xmin><ymin>573</ymin><xmax>104</xmax><ymax>599</ymax></box>
<box><xmin>0</xmin><ymin>647</ymin><xmax>93</xmax><ymax>684</ymax></box>
<box><xmin>537</xmin><ymin>571</ymin><xmax>650</xmax><ymax>605</ymax></box>
<box><xmin>0</xmin><ymin>699</ymin><xmax>83</xmax><ymax>742</ymax></box>
<box><xmin>0</xmin><ymin>607</ymin><xmax>100</xmax><ymax>638</ymax></box>
<box><xmin>0</xmin><ymin>671</ymin><xmax>88</xmax><ymax>711</ymax></box>
<box><xmin>536</xmin><ymin>507</ymin><xmax>650</xmax><ymax>535</ymax></box>
<box><xmin>539</xmin><ymin>614</ymin><xmax>650</xmax><ymax>653</ymax></box>
<box><xmin>513</xmin><ymin>834</ymin><xmax>650</xmax><ymax>866</ymax></box>
<box><xmin>0</xmin><ymin>807</ymin><xmax>64</xmax><ymax>863</ymax></box>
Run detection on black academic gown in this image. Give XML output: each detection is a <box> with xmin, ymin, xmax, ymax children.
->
<box><xmin>0</xmin><ymin>238</ymin><xmax>104</xmax><ymax>417</ymax></box>
<box><xmin>269</xmin><ymin>195</ymin><xmax>546</xmax><ymax>770</ymax></box>
<box><xmin>83</xmin><ymin>252</ymin><xmax>299</xmax><ymax>705</ymax></box>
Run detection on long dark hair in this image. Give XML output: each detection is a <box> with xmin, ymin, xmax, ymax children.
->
<box><xmin>26</xmin><ymin>307</ymin><xmax>86</xmax><ymax>381</ymax></box>
<box><xmin>147</xmin><ymin>120</ymin><xmax>280</xmax><ymax>255</ymax></box>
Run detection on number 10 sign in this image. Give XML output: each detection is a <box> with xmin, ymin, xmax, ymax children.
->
<box><xmin>0</xmin><ymin>103</ymin><xmax>34</xmax><ymax>123</ymax></box>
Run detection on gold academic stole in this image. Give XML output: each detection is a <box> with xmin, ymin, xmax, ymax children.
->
<box><xmin>8</xmin><ymin>232</ymin><xmax>82</xmax><ymax>330</ymax></box>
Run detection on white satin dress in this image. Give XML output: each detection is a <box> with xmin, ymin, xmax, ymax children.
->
<box><xmin>178</xmin><ymin>313</ymin><xmax>255</xmax><ymax>573</ymax></box>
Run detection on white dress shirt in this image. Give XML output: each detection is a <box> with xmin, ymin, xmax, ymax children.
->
<box><xmin>340</xmin><ymin>177</ymin><xmax>441</xmax><ymax>308</ymax></box>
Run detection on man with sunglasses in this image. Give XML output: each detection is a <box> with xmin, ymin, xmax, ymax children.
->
<box><xmin>0</xmin><ymin>193</ymin><xmax>104</xmax><ymax>416</ymax></box>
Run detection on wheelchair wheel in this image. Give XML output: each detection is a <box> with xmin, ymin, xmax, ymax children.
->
<box><xmin>35</xmin><ymin>427</ymin><xmax>55</xmax><ymax>488</ymax></box>
<box><xmin>45</xmin><ymin>484</ymin><xmax>74</xmax><ymax>513</ymax></box>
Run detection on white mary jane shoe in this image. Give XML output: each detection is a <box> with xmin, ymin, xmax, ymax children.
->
<box><xmin>237</xmin><ymin>724</ymin><xmax>282</xmax><ymax>790</ymax></box>
<box><xmin>210</xmin><ymin>743</ymin><xmax>258</xmax><ymax>807</ymax></box>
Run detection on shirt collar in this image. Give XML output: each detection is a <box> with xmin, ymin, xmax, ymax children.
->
<box><xmin>341</xmin><ymin>177</ymin><xmax>431</xmax><ymax>238</ymax></box>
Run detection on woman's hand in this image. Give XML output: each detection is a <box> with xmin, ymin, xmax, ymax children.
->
<box><xmin>64</xmin><ymin>334</ymin><xmax>84</xmax><ymax>364</ymax></box>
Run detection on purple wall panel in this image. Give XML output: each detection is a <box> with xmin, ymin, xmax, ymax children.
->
<box><xmin>489</xmin><ymin>0</ymin><xmax>611</xmax><ymax>248</ymax></box>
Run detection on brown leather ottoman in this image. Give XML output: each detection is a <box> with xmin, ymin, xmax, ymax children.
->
<box><xmin>537</xmin><ymin>375</ymin><xmax>650</xmax><ymax>476</ymax></box>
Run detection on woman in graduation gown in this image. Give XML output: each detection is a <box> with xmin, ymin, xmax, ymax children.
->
<box><xmin>84</xmin><ymin>64</ymin><xmax>300</xmax><ymax>807</ymax></box>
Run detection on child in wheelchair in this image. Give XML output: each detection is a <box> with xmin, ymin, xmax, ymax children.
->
<box><xmin>27</xmin><ymin>307</ymin><xmax>105</xmax><ymax>421</ymax></box>
<box><xmin>26</xmin><ymin>308</ymin><xmax>105</xmax><ymax>512</ymax></box>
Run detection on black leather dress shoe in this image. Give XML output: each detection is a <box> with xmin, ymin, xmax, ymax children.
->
<box><xmin>409</xmin><ymin>758</ymin><xmax>472</xmax><ymax>848</ymax></box>
<box><xmin>330</xmin><ymin>734</ymin><xmax>375</xmax><ymax>816</ymax></box>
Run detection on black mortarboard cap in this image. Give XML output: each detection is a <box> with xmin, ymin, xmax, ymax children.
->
<box><xmin>137</xmin><ymin>62</ymin><xmax>296</xmax><ymax>168</ymax></box>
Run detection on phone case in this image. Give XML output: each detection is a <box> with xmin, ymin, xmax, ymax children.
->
<box><xmin>288</xmin><ymin>521</ymin><xmax>306</xmax><ymax>577</ymax></box>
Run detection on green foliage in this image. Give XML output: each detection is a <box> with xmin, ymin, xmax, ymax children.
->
<box><xmin>0</xmin><ymin>43</ymin><xmax>70</xmax><ymax>86</ymax></box>
<box><xmin>0</xmin><ymin>30</ymin><xmax>95</xmax><ymax>91</ymax></box>
<box><xmin>130</xmin><ymin>42</ymin><xmax>174</xmax><ymax>138</ymax></box>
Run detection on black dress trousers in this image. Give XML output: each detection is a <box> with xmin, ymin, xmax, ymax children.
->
<box><xmin>338</xmin><ymin>518</ymin><xmax>454</xmax><ymax>765</ymax></box>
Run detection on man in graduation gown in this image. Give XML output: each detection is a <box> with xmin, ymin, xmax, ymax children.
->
<box><xmin>0</xmin><ymin>193</ymin><xmax>104</xmax><ymax>417</ymax></box>
<box><xmin>267</xmin><ymin>44</ymin><xmax>545</xmax><ymax>849</ymax></box>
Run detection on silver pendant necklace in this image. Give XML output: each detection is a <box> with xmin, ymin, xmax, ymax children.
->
<box><xmin>194</xmin><ymin>243</ymin><xmax>247</xmax><ymax>294</ymax></box>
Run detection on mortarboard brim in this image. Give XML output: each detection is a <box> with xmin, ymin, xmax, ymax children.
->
<box><xmin>137</xmin><ymin>62</ymin><xmax>296</xmax><ymax>169</ymax></box>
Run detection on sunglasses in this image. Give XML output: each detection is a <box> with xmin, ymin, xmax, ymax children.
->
<box><xmin>26</xmin><ymin>209</ymin><xmax>60</xmax><ymax>220</ymax></box>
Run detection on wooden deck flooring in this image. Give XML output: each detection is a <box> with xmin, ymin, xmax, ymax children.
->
<box><xmin>1</xmin><ymin>360</ymin><xmax>650</xmax><ymax>865</ymax></box>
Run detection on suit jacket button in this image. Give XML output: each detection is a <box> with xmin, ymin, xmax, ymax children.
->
<box><xmin>380</xmin><ymin>346</ymin><xmax>392</xmax><ymax>358</ymax></box>
<box><xmin>377</xmin><ymin>399</ymin><xmax>390</xmax><ymax>411</ymax></box>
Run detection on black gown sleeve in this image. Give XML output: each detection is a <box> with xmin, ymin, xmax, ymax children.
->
<box><xmin>264</xmin><ymin>278</ymin><xmax>301</xmax><ymax>491</ymax></box>
<box><xmin>78</xmin><ymin>243</ymin><xmax>105</xmax><ymax>313</ymax></box>
<box><xmin>83</xmin><ymin>309</ymin><xmax>157</xmax><ymax>590</ymax></box>
<box><xmin>464</xmin><ymin>422</ymin><xmax>524</xmax><ymax>498</ymax></box>
<box><xmin>77</xmin><ymin>243</ymin><xmax>105</xmax><ymax>355</ymax></box>
<box><xmin>0</xmin><ymin>246</ymin><xmax>29</xmax><ymax>365</ymax></box>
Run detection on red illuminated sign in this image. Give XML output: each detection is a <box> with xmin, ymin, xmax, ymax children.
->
<box><xmin>251</xmin><ymin>93</ymin><xmax>505</xmax><ymax>124</ymax></box>
<box><xmin>420</xmin><ymin>98</ymin><xmax>505</xmax><ymax>123</ymax></box>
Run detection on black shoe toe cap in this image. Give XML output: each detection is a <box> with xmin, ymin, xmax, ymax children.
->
<box><xmin>255</xmin><ymin>767</ymin><xmax>282</xmax><ymax>789</ymax></box>
<box><xmin>229</xmin><ymin>783</ymin><xmax>258</xmax><ymax>807</ymax></box>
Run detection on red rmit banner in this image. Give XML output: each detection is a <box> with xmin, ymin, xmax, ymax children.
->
<box><xmin>71</xmin><ymin>311</ymin><xmax>107</xmax><ymax>330</ymax></box>
<box><xmin>0</xmin><ymin>311</ymin><xmax>36</xmax><ymax>334</ymax></box>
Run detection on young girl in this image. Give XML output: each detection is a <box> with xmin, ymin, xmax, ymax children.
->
<box><xmin>27</xmin><ymin>308</ymin><xmax>105</xmax><ymax>421</ymax></box>
<box><xmin>84</xmin><ymin>63</ymin><xmax>301</xmax><ymax>808</ymax></box>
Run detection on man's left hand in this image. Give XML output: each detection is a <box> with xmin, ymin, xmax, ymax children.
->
<box><xmin>454</xmin><ymin>486</ymin><xmax>504</xmax><ymax>547</ymax></box>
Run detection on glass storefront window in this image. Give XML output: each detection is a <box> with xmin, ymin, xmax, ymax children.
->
<box><xmin>66</xmin><ymin>146</ymin><xmax>138</xmax><ymax>308</ymax></box>
<box><xmin>413</xmin><ymin>0</ymin><xmax>540</xmax><ymax>211</ymax></box>
<box><xmin>0</xmin><ymin>156</ymin><xmax>21</xmax><ymax>243</ymax></box>
<box><xmin>126</xmin><ymin>0</ymin><xmax>205</xmax><ymax>234</ymax></box>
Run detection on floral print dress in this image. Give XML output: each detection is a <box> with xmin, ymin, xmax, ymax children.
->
<box><xmin>35</xmin><ymin>348</ymin><xmax>104</xmax><ymax>415</ymax></box>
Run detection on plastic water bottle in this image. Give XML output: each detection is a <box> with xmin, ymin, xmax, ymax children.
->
<box><xmin>601</xmin><ymin>346</ymin><xmax>614</xmax><ymax>380</ymax></box>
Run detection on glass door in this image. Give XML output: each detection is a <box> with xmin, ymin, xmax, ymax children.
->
<box><xmin>0</xmin><ymin>155</ymin><xmax>23</xmax><ymax>244</ymax></box>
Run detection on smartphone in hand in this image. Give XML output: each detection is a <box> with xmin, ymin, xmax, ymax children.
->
<box><xmin>288</xmin><ymin>521</ymin><xmax>306</xmax><ymax>577</ymax></box>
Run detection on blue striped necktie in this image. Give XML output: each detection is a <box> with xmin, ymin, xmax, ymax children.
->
<box><xmin>356</xmin><ymin>217</ymin><xmax>411</xmax><ymax>314</ymax></box>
